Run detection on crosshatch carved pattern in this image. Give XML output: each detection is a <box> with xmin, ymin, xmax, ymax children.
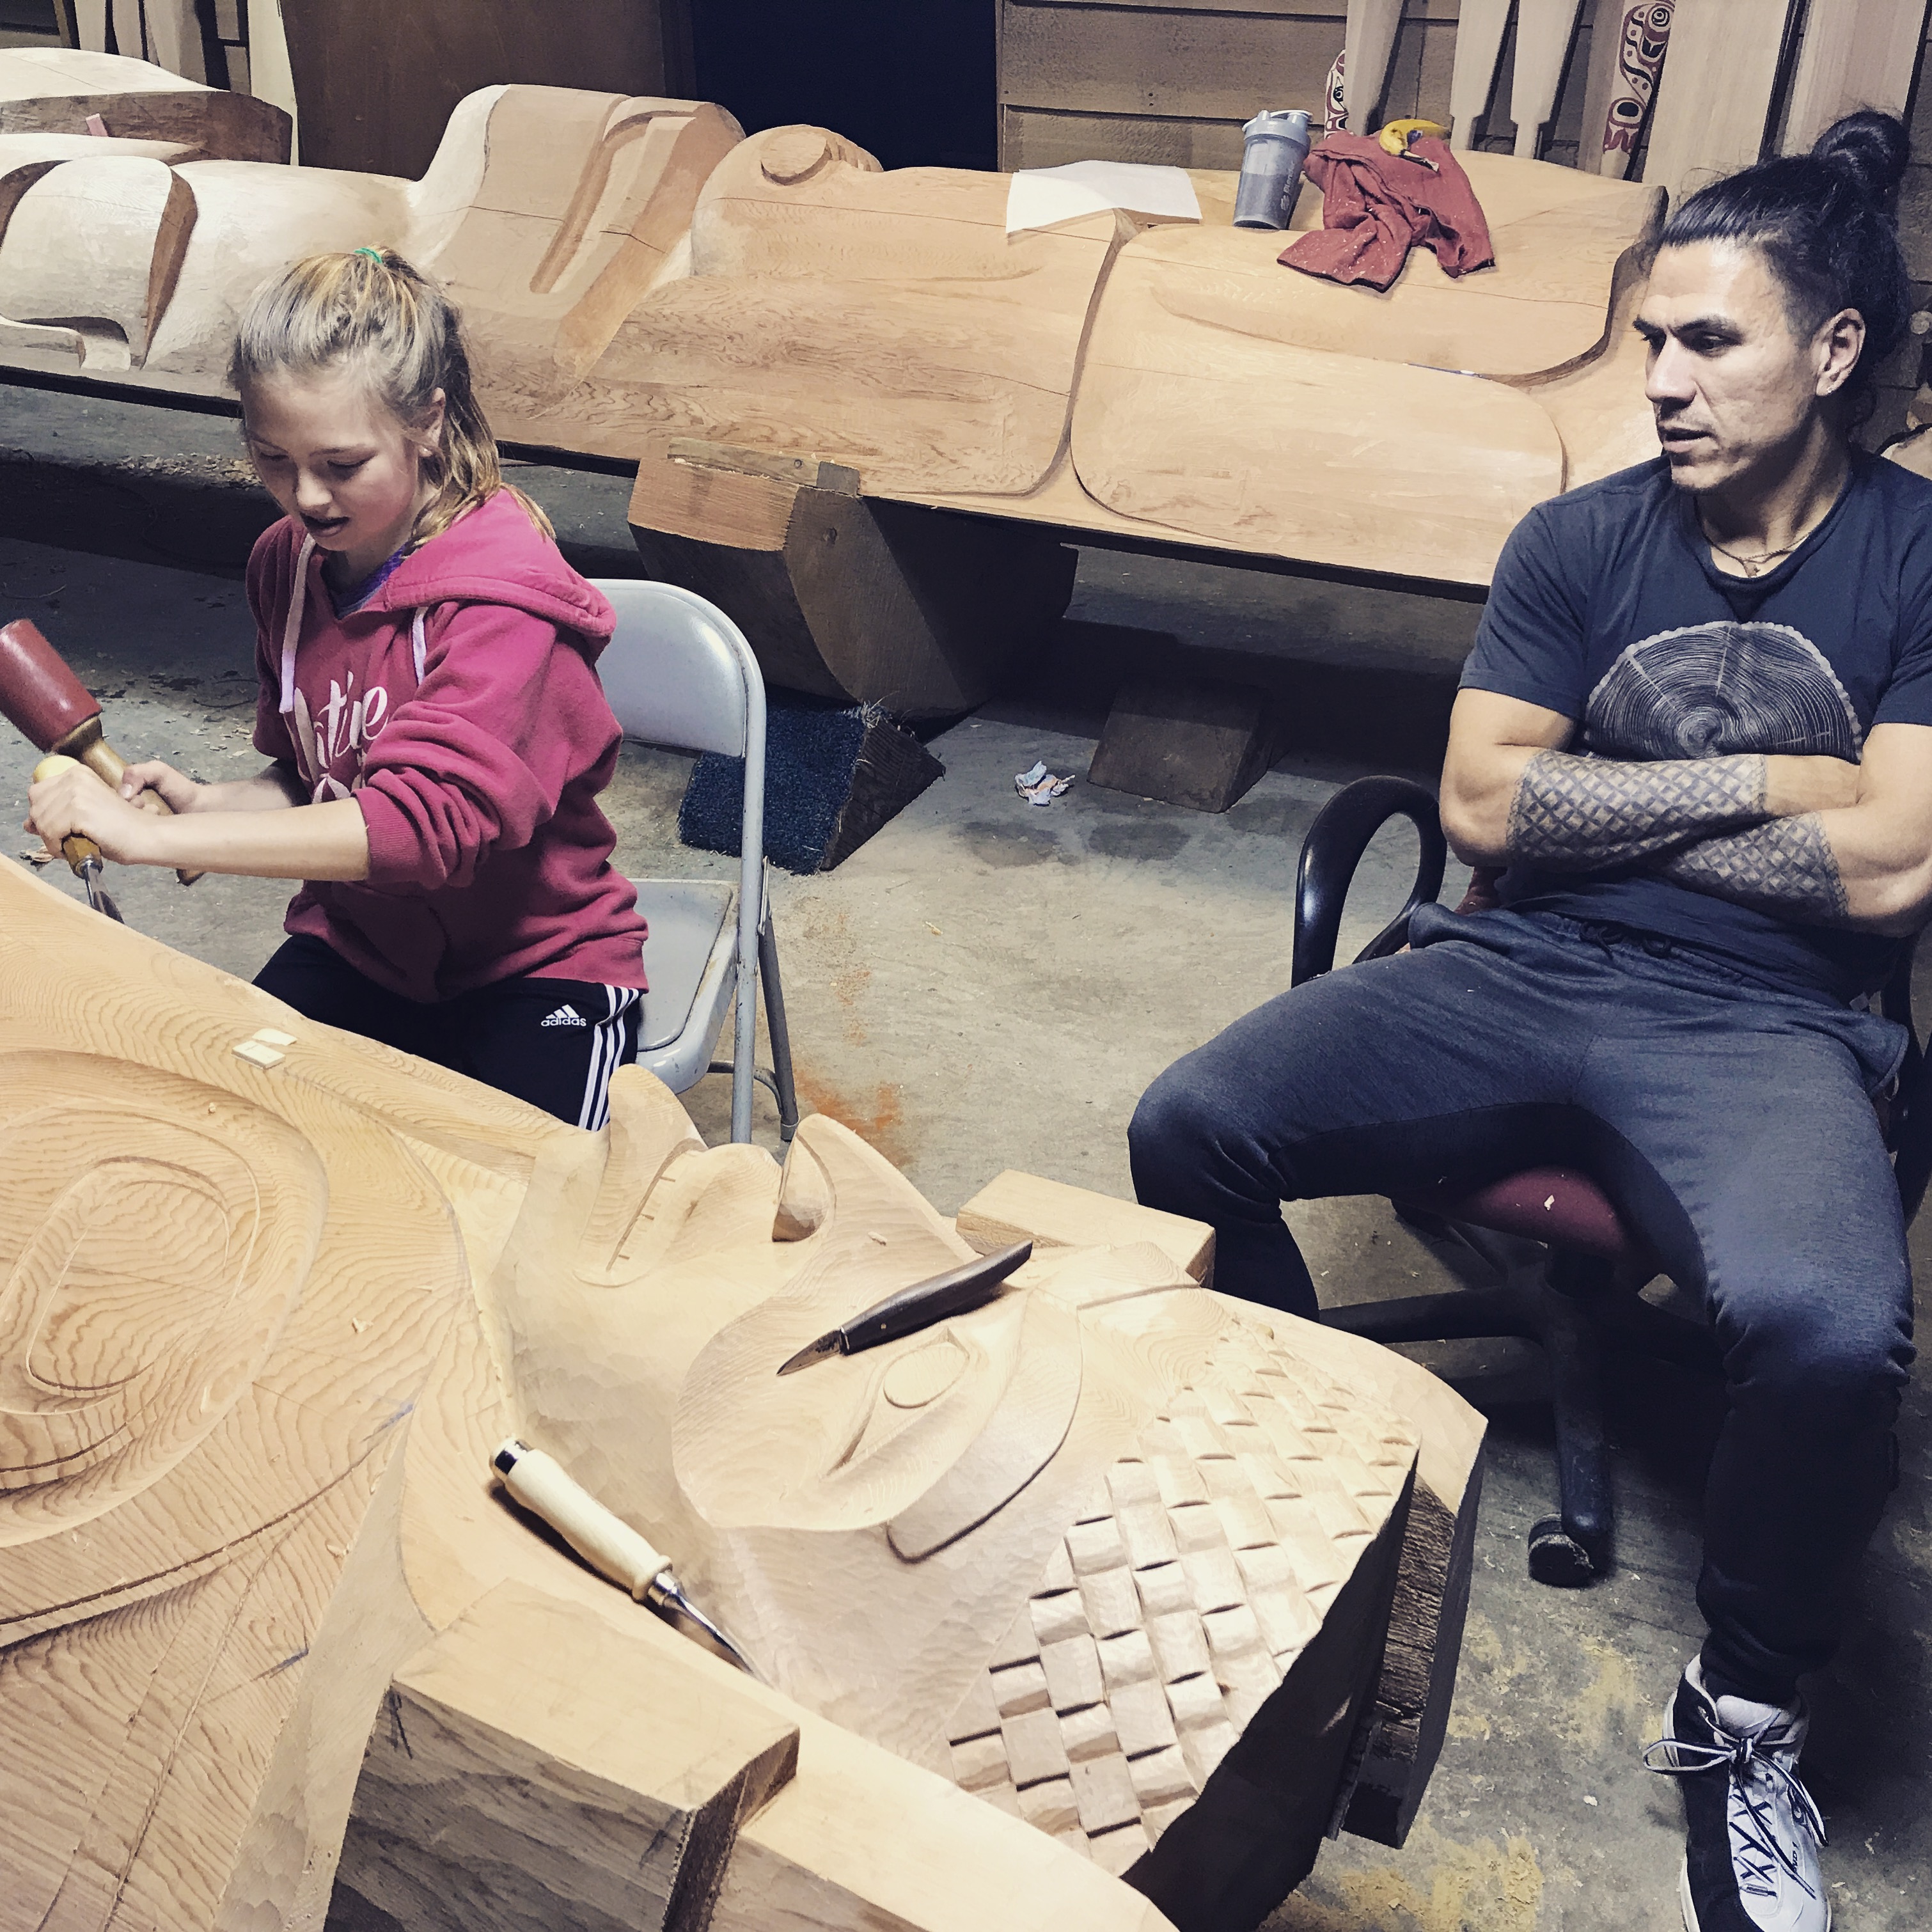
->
<box><xmin>943</xmin><ymin>1323</ymin><xmax>1418</xmax><ymax>1874</ymax></box>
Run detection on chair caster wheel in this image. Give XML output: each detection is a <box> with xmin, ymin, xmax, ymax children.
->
<box><xmin>1527</xmin><ymin>1516</ymin><xmax>1603</xmax><ymax>1587</ymax></box>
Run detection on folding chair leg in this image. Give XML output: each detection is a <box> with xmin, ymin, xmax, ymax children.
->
<box><xmin>759</xmin><ymin>909</ymin><xmax>801</xmax><ymax>1142</ymax></box>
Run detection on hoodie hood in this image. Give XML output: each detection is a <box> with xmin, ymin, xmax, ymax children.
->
<box><xmin>359</xmin><ymin>491</ymin><xmax>615</xmax><ymax>654</ymax></box>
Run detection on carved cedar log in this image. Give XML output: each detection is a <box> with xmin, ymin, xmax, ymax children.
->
<box><xmin>0</xmin><ymin>854</ymin><xmax>1481</xmax><ymax>1932</ymax></box>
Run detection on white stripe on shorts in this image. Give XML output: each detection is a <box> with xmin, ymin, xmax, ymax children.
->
<box><xmin>577</xmin><ymin>984</ymin><xmax>638</xmax><ymax>1132</ymax></box>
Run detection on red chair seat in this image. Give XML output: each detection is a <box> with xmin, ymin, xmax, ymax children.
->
<box><xmin>1395</xmin><ymin>1166</ymin><xmax>1637</xmax><ymax>1261</ymax></box>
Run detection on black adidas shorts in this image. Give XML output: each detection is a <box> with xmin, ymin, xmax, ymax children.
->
<box><xmin>256</xmin><ymin>934</ymin><xmax>641</xmax><ymax>1129</ymax></box>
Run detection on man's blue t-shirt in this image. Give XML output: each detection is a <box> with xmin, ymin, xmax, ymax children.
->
<box><xmin>1460</xmin><ymin>453</ymin><xmax>1932</xmax><ymax>1000</ymax></box>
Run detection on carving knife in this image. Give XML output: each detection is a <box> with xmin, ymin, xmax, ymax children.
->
<box><xmin>30</xmin><ymin>755</ymin><xmax>125</xmax><ymax>922</ymax></box>
<box><xmin>492</xmin><ymin>1438</ymin><xmax>758</xmax><ymax>1677</ymax></box>
<box><xmin>775</xmin><ymin>1240</ymin><xmax>1033</xmax><ymax>1376</ymax></box>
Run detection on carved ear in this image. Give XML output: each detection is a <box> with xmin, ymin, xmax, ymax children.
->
<box><xmin>774</xmin><ymin>1113</ymin><xmax>975</xmax><ymax>1259</ymax></box>
<box><xmin>772</xmin><ymin>1132</ymin><xmax>831</xmax><ymax>1241</ymax></box>
<box><xmin>579</xmin><ymin>1065</ymin><xmax>702</xmax><ymax>1273</ymax></box>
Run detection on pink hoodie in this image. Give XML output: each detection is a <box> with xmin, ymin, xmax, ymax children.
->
<box><xmin>247</xmin><ymin>491</ymin><xmax>647</xmax><ymax>1003</ymax></box>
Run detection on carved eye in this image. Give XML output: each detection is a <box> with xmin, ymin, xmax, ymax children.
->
<box><xmin>0</xmin><ymin>1069</ymin><xmax>322</xmax><ymax>1539</ymax></box>
<box><xmin>15</xmin><ymin>1163</ymin><xmax>237</xmax><ymax>1401</ymax></box>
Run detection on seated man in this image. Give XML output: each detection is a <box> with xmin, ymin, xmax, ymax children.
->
<box><xmin>1129</xmin><ymin>109</ymin><xmax>1926</xmax><ymax>1932</ymax></box>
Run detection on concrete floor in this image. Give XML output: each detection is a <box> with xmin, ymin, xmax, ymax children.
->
<box><xmin>1</xmin><ymin>510</ymin><xmax>1927</xmax><ymax>1930</ymax></box>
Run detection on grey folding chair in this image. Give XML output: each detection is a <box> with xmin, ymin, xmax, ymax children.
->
<box><xmin>592</xmin><ymin>579</ymin><xmax>799</xmax><ymax>1144</ymax></box>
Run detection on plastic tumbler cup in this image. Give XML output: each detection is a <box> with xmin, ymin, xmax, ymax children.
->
<box><xmin>1233</xmin><ymin>108</ymin><xmax>1314</xmax><ymax>230</ymax></box>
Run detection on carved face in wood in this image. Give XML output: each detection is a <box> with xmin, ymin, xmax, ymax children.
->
<box><xmin>497</xmin><ymin>1085</ymin><xmax>1421</xmax><ymax>1889</ymax></box>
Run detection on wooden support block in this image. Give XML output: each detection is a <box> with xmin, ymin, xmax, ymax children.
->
<box><xmin>956</xmin><ymin>1170</ymin><xmax>1215</xmax><ymax>1285</ymax></box>
<box><xmin>1087</xmin><ymin>677</ymin><xmax>1275</xmax><ymax>815</ymax></box>
<box><xmin>629</xmin><ymin>448</ymin><xmax>1077</xmax><ymax>722</ymax></box>
<box><xmin>333</xmin><ymin>1580</ymin><xmax>800</xmax><ymax>1932</ymax></box>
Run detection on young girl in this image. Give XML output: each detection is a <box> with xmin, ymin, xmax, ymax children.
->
<box><xmin>27</xmin><ymin>248</ymin><xmax>648</xmax><ymax>1129</ymax></box>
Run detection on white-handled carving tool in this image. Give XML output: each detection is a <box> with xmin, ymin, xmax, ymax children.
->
<box><xmin>491</xmin><ymin>1438</ymin><xmax>757</xmax><ymax>1677</ymax></box>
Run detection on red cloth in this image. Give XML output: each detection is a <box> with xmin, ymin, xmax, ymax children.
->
<box><xmin>248</xmin><ymin>491</ymin><xmax>648</xmax><ymax>1003</ymax></box>
<box><xmin>1279</xmin><ymin>134</ymin><xmax>1494</xmax><ymax>292</ymax></box>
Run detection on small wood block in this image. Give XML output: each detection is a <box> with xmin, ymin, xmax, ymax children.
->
<box><xmin>1086</xmin><ymin>676</ymin><xmax>1276</xmax><ymax>814</ymax></box>
<box><xmin>337</xmin><ymin>1580</ymin><xmax>799</xmax><ymax>1932</ymax></box>
<box><xmin>991</xmin><ymin>1659</ymin><xmax>1051</xmax><ymax>1718</ymax></box>
<box><xmin>952</xmin><ymin>1732</ymin><xmax>1011</xmax><ymax>1793</ymax></box>
<box><xmin>1069</xmin><ymin>1752</ymin><xmax>1140</xmax><ymax>1835</ymax></box>
<box><xmin>1076</xmin><ymin>1565</ymin><xmax>1142</xmax><ymax>1640</ymax></box>
<box><xmin>1015</xmin><ymin>1775</ymin><xmax>1080</xmax><ymax>1834</ymax></box>
<box><xmin>1182</xmin><ymin>1547</ymin><xmax>1246</xmax><ymax>1615</ymax></box>
<box><xmin>1110</xmin><ymin>1678</ymin><xmax>1179</xmax><ymax>1759</ymax></box>
<box><xmin>1127</xmin><ymin>1745</ymin><xmax>1192</xmax><ymax>1808</ymax></box>
<box><xmin>1065</xmin><ymin>1516</ymin><xmax>1128</xmax><ymax>1576</ymax></box>
<box><xmin>1039</xmin><ymin>1634</ymin><xmax>1104</xmax><ymax>1714</ymax></box>
<box><xmin>1029</xmin><ymin>1589</ymin><xmax>1088</xmax><ymax>1648</ymax></box>
<box><xmin>1000</xmin><ymin>1706</ymin><xmax>1070</xmax><ymax>1788</ymax></box>
<box><xmin>1095</xmin><ymin>1628</ymin><xmax>1158</xmax><ymax>1692</ymax></box>
<box><xmin>1060</xmin><ymin>1702</ymin><xmax>1120</xmax><ymax>1764</ymax></box>
<box><xmin>1119</xmin><ymin>1502</ymin><xmax>1179</xmax><ymax>1575</ymax></box>
<box><xmin>232</xmin><ymin>1039</ymin><xmax>284</xmax><ymax>1068</ymax></box>
<box><xmin>1090</xmin><ymin>1819</ymin><xmax>1151</xmax><ymax>1877</ymax></box>
<box><xmin>954</xmin><ymin>1170</ymin><xmax>1213</xmax><ymax>1284</ymax></box>
<box><xmin>251</xmin><ymin>1026</ymin><xmax>297</xmax><ymax>1046</ymax></box>
<box><xmin>1145</xmin><ymin>1611</ymin><xmax>1209</xmax><ymax>1685</ymax></box>
<box><xmin>669</xmin><ymin>436</ymin><xmax>861</xmax><ymax>497</ymax></box>
<box><xmin>1132</xmin><ymin>1562</ymin><xmax>1191</xmax><ymax>1621</ymax></box>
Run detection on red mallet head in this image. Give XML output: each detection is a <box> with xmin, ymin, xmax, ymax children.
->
<box><xmin>0</xmin><ymin>619</ymin><xmax>100</xmax><ymax>753</ymax></box>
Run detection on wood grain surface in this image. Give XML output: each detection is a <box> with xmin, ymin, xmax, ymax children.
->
<box><xmin>0</xmin><ymin>857</ymin><xmax>1482</xmax><ymax>1927</ymax></box>
<box><xmin>1779</xmin><ymin>0</ymin><xmax>1928</xmax><ymax>154</ymax></box>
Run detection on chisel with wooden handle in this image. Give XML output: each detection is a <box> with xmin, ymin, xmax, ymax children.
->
<box><xmin>29</xmin><ymin>755</ymin><xmax>125</xmax><ymax>922</ymax></box>
<box><xmin>1</xmin><ymin>617</ymin><xmax>201</xmax><ymax>884</ymax></box>
<box><xmin>491</xmin><ymin>1439</ymin><xmax>757</xmax><ymax>1676</ymax></box>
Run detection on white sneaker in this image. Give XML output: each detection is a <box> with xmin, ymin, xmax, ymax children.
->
<box><xmin>1644</xmin><ymin>1658</ymin><xmax>1828</xmax><ymax>1932</ymax></box>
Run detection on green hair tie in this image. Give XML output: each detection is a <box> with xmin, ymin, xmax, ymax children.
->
<box><xmin>354</xmin><ymin>245</ymin><xmax>385</xmax><ymax>264</ymax></box>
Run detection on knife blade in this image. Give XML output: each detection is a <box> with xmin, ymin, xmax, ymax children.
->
<box><xmin>776</xmin><ymin>1240</ymin><xmax>1033</xmax><ymax>1376</ymax></box>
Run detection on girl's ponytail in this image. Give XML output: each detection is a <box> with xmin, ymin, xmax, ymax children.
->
<box><xmin>228</xmin><ymin>247</ymin><xmax>553</xmax><ymax>544</ymax></box>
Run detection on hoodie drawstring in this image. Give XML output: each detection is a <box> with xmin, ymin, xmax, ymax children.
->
<box><xmin>278</xmin><ymin>531</ymin><xmax>430</xmax><ymax>734</ymax></box>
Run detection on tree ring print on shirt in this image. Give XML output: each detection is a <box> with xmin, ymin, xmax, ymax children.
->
<box><xmin>1583</xmin><ymin>622</ymin><xmax>1863</xmax><ymax>762</ymax></box>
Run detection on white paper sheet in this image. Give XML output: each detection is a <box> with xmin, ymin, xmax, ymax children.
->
<box><xmin>1005</xmin><ymin>161</ymin><xmax>1202</xmax><ymax>235</ymax></box>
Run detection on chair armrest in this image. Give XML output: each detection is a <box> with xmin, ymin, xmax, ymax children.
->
<box><xmin>1292</xmin><ymin>776</ymin><xmax>1448</xmax><ymax>988</ymax></box>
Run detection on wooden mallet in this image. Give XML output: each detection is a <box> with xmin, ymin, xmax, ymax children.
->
<box><xmin>1</xmin><ymin>617</ymin><xmax>201</xmax><ymax>886</ymax></box>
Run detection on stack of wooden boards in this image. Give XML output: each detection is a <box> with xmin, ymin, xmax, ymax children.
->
<box><xmin>0</xmin><ymin>852</ymin><xmax>1483</xmax><ymax>1932</ymax></box>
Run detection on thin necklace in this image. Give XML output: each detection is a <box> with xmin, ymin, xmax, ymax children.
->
<box><xmin>1698</xmin><ymin>491</ymin><xmax>1835</xmax><ymax>577</ymax></box>
<box><xmin>1704</xmin><ymin>531</ymin><xmax>1803</xmax><ymax>577</ymax></box>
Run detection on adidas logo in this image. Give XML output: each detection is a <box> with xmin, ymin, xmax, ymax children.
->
<box><xmin>540</xmin><ymin>1003</ymin><xmax>588</xmax><ymax>1028</ymax></box>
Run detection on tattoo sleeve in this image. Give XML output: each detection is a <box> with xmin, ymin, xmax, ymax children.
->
<box><xmin>1505</xmin><ymin>750</ymin><xmax>1770</xmax><ymax>870</ymax></box>
<box><xmin>1653</xmin><ymin>815</ymin><xmax>1850</xmax><ymax>924</ymax></box>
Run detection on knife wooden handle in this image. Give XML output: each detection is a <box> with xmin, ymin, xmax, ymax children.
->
<box><xmin>29</xmin><ymin>755</ymin><xmax>104</xmax><ymax>875</ymax></box>
<box><xmin>492</xmin><ymin>1439</ymin><xmax>670</xmax><ymax>1602</ymax></box>
<box><xmin>58</xmin><ymin>724</ymin><xmax>203</xmax><ymax>887</ymax></box>
<box><xmin>842</xmin><ymin>1241</ymin><xmax>1033</xmax><ymax>1354</ymax></box>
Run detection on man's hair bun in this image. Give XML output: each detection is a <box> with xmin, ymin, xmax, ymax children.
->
<box><xmin>1812</xmin><ymin>108</ymin><xmax>1910</xmax><ymax>216</ymax></box>
<box><xmin>1658</xmin><ymin>109</ymin><xmax>1912</xmax><ymax>429</ymax></box>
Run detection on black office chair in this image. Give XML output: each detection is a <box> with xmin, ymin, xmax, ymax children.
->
<box><xmin>1293</xmin><ymin>775</ymin><xmax>1932</xmax><ymax>1585</ymax></box>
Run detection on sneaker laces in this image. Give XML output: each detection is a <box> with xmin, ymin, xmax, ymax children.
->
<box><xmin>1644</xmin><ymin>1724</ymin><xmax>1827</xmax><ymax>1901</ymax></box>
